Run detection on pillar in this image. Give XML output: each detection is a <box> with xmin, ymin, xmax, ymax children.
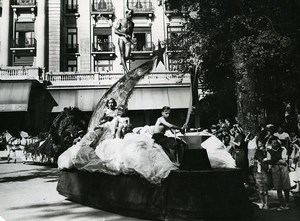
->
<box><xmin>36</xmin><ymin>0</ymin><xmax>46</xmax><ymax>68</ymax></box>
<box><xmin>0</xmin><ymin>0</ymin><xmax>11</xmax><ymax>66</ymax></box>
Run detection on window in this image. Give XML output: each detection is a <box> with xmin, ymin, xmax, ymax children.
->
<box><xmin>66</xmin><ymin>0</ymin><xmax>78</xmax><ymax>12</ymax></box>
<box><xmin>93</xmin><ymin>28</ymin><xmax>113</xmax><ymax>52</ymax></box>
<box><xmin>14</xmin><ymin>55</ymin><xmax>34</xmax><ymax>66</ymax></box>
<box><xmin>67</xmin><ymin>59</ymin><xmax>77</xmax><ymax>72</ymax></box>
<box><xmin>95</xmin><ymin>60</ymin><xmax>113</xmax><ymax>72</ymax></box>
<box><xmin>93</xmin><ymin>0</ymin><xmax>113</xmax><ymax>11</ymax></box>
<box><xmin>165</xmin><ymin>0</ymin><xmax>183</xmax><ymax>11</ymax></box>
<box><xmin>67</xmin><ymin>28</ymin><xmax>78</xmax><ymax>52</ymax></box>
<box><xmin>167</xmin><ymin>26</ymin><xmax>183</xmax><ymax>51</ymax></box>
<box><xmin>15</xmin><ymin>22</ymin><xmax>35</xmax><ymax>47</ymax></box>
<box><xmin>132</xmin><ymin>27</ymin><xmax>152</xmax><ymax>51</ymax></box>
<box><xmin>127</xmin><ymin>0</ymin><xmax>153</xmax><ymax>12</ymax></box>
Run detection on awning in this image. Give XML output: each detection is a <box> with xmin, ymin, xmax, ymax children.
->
<box><xmin>128</xmin><ymin>87</ymin><xmax>191</xmax><ymax>110</ymax></box>
<box><xmin>49</xmin><ymin>86</ymin><xmax>191</xmax><ymax>112</ymax></box>
<box><xmin>50</xmin><ymin>89</ymin><xmax>107</xmax><ymax>112</ymax></box>
<box><xmin>0</xmin><ymin>82</ymin><xmax>32</xmax><ymax>112</ymax></box>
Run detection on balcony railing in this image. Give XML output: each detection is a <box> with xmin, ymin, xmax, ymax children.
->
<box><xmin>165</xmin><ymin>4</ymin><xmax>187</xmax><ymax>13</ymax></box>
<box><xmin>92</xmin><ymin>0</ymin><xmax>114</xmax><ymax>13</ymax></box>
<box><xmin>128</xmin><ymin>0</ymin><xmax>154</xmax><ymax>14</ymax></box>
<box><xmin>46</xmin><ymin>71</ymin><xmax>190</xmax><ymax>86</ymax></box>
<box><xmin>0</xmin><ymin>66</ymin><xmax>45</xmax><ymax>81</ymax></box>
<box><xmin>15</xmin><ymin>0</ymin><xmax>36</xmax><ymax>6</ymax></box>
<box><xmin>132</xmin><ymin>42</ymin><xmax>154</xmax><ymax>52</ymax></box>
<box><xmin>12</xmin><ymin>38</ymin><xmax>36</xmax><ymax>48</ymax></box>
<box><xmin>66</xmin><ymin>44</ymin><xmax>79</xmax><ymax>53</ymax></box>
<box><xmin>92</xmin><ymin>42</ymin><xmax>115</xmax><ymax>52</ymax></box>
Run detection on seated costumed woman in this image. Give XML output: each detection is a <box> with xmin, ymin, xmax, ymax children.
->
<box><xmin>58</xmin><ymin>105</ymin><xmax>178</xmax><ymax>185</ymax></box>
<box><xmin>96</xmin><ymin>98</ymin><xmax>118</xmax><ymax>127</ymax></box>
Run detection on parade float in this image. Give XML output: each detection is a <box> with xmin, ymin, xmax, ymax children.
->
<box><xmin>56</xmin><ymin>45</ymin><xmax>253</xmax><ymax>220</ymax></box>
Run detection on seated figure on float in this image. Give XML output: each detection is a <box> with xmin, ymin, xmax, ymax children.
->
<box><xmin>152</xmin><ymin>106</ymin><xmax>187</xmax><ymax>163</ymax></box>
<box><xmin>97</xmin><ymin>98</ymin><xmax>118</xmax><ymax>127</ymax></box>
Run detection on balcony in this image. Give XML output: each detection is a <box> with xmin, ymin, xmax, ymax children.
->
<box><xmin>92</xmin><ymin>0</ymin><xmax>114</xmax><ymax>17</ymax></box>
<box><xmin>11</xmin><ymin>0</ymin><xmax>37</xmax><ymax>19</ymax></box>
<box><xmin>92</xmin><ymin>42</ymin><xmax>115</xmax><ymax>57</ymax></box>
<box><xmin>12</xmin><ymin>0</ymin><xmax>37</xmax><ymax>12</ymax></box>
<box><xmin>14</xmin><ymin>0</ymin><xmax>36</xmax><ymax>6</ymax></box>
<box><xmin>165</xmin><ymin>5</ymin><xmax>188</xmax><ymax>18</ymax></box>
<box><xmin>131</xmin><ymin>41</ymin><xmax>154</xmax><ymax>58</ymax></box>
<box><xmin>128</xmin><ymin>0</ymin><xmax>154</xmax><ymax>17</ymax></box>
<box><xmin>10</xmin><ymin>38</ymin><xmax>36</xmax><ymax>52</ymax></box>
<box><xmin>46</xmin><ymin>71</ymin><xmax>190</xmax><ymax>87</ymax></box>
<box><xmin>0</xmin><ymin>66</ymin><xmax>45</xmax><ymax>81</ymax></box>
<box><xmin>66</xmin><ymin>44</ymin><xmax>79</xmax><ymax>53</ymax></box>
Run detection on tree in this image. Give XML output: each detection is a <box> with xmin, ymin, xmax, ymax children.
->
<box><xmin>166</xmin><ymin>0</ymin><xmax>300</xmax><ymax>132</ymax></box>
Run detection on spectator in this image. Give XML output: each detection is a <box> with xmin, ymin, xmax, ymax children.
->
<box><xmin>231</xmin><ymin>124</ymin><xmax>248</xmax><ymax>183</ymax></box>
<box><xmin>274</xmin><ymin>125</ymin><xmax>291</xmax><ymax>155</ymax></box>
<box><xmin>266</xmin><ymin>136</ymin><xmax>291</xmax><ymax>211</ymax></box>
<box><xmin>253</xmin><ymin>139</ymin><xmax>269</xmax><ymax>210</ymax></box>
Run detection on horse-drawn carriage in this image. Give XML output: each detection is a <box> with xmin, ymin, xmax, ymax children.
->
<box><xmin>0</xmin><ymin>130</ymin><xmax>53</xmax><ymax>164</ymax></box>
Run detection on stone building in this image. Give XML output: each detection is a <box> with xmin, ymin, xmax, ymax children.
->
<box><xmin>0</xmin><ymin>0</ymin><xmax>197</xmax><ymax>133</ymax></box>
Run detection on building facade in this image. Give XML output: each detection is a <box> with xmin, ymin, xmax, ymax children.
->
<box><xmin>0</xmin><ymin>0</ymin><xmax>196</xmax><ymax>133</ymax></box>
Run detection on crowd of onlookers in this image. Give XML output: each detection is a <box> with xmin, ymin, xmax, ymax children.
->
<box><xmin>209</xmin><ymin>119</ymin><xmax>300</xmax><ymax>211</ymax></box>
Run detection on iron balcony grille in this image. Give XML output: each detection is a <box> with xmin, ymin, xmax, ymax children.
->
<box><xmin>13</xmin><ymin>38</ymin><xmax>36</xmax><ymax>48</ymax></box>
<box><xmin>92</xmin><ymin>0</ymin><xmax>114</xmax><ymax>12</ymax></box>
<box><xmin>93</xmin><ymin>42</ymin><xmax>115</xmax><ymax>52</ymax></box>
<box><xmin>127</xmin><ymin>0</ymin><xmax>154</xmax><ymax>13</ymax></box>
<box><xmin>15</xmin><ymin>0</ymin><xmax>36</xmax><ymax>5</ymax></box>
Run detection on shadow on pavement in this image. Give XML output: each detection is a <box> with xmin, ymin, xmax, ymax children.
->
<box><xmin>7</xmin><ymin>200</ymin><xmax>141</xmax><ymax>221</ymax></box>
<box><xmin>0</xmin><ymin>167</ymin><xmax>59</xmax><ymax>183</ymax></box>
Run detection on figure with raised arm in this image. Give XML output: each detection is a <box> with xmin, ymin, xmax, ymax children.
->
<box><xmin>115</xmin><ymin>8</ymin><xmax>134</xmax><ymax>74</ymax></box>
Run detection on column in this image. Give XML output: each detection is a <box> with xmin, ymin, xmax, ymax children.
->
<box><xmin>36</xmin><ymin>0</ymin><xmax>46</xmax><ymax>68</ymax></box>
<box><xmin>0</xmin><ymin>0</ymin><xmax>11</xmax><ymax>66</ymax></box>
<box><xmin>78</xmin><ymin>0</ymin><xmax>91</xmax><ymax>71</ymax></box>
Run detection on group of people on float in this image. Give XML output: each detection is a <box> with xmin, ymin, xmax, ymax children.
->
<box><xmin>90</xmin><ymin>98</ymin><xmax>187</xmax><ymax>163</ymax></box>
<box><xmin>58</xmin><ymin>98</ymin><xmax>188</xmax><ymax>184</ymax></box>
<box><xmin>211</xmin><ymin>120</ymin><xmax>300</xmax><ymax>211</ymax></box>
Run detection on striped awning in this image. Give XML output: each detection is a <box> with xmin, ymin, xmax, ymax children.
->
<box><xmin>0</xmin><ymin>82</ymin><xmax>32</xmax><ymax>112</ymax></box>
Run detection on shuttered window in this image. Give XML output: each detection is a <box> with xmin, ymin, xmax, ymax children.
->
<box><xmin>16</xmin><ymin>22</ymin><xmax>35</xmax><ymax>32</ymax></box>
<box><xmin>14</xmin><ymin>56</ymin><xmax>34</xmax><ymax>66</ymax></box>
<box><xmin>94</xmin><ymin>27</ymin><xmax>112</xmax><ymax>35</ymax></box>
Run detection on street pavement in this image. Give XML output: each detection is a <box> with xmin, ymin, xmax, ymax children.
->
<box><xmin>0</xmin><ymin>151</ymin><xmax>300</xmax><ymax>221</ymax></box>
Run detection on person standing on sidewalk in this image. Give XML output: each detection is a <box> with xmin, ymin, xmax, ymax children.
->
<box><xmin>266</xmin><ymin>136</ymin><xmax>291</xmax><ymax>211</ymax></box>
<box><xmin>254</xmin><ymin>139</ymin><xmax>269</xmax><ymax>210</ymax></box>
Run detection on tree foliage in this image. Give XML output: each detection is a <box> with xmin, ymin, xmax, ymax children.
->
<box><xmin>166</xmin><ymin>0</ymin><xmax>300</xmax><ymax>130</ymax></box>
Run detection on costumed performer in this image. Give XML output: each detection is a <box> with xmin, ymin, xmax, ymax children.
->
<box><xmin>152</xmin><ymin>106</ymin><xmax>187</xmax><ymax>163</ymax></box>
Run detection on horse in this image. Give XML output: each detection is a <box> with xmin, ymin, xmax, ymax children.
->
<box><xmin>1</xmin><ymin>130</ymin><xmax>22</xmax><ymax>163</ymax></box>
<box><xmin>1</xmin><ymin>130</ymin><xmax>40</xmax><ymax>163</ymax></box>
